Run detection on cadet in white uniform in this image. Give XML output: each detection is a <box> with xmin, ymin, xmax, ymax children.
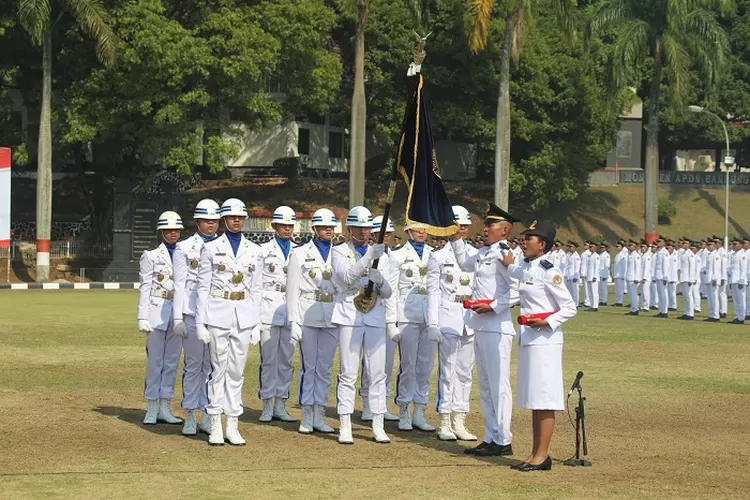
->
<box><xmin>691</xmin><ymin>242</ymin><xmax>703</xmax><ymax>313</ymax></box>
<box><xmin>172</xmin><ymin>200</ymin><xmax>220</xmax><ymax>435</ymax></box>
<box><xmin>194</xmin><ymin>198</ymin><xmax>263</xmax><ymax>446</ymax></box>
<box><xmin>392</xmin><ymin>220</ymin><xmax>438</xmax><ymax>432</ymax></box>
<box><xmin>640</xmin><ymin>243</ymin><xmax>653</xmax><ymax>312</ymax></box>
<box><xmin>598</xmin><ymin>243</ymin><xmax>611</xmax><ymax>306</ymax></box>
<box><xmin>729</xmin><ymin>239</ymin><xmax>747</xmax><ymax>324</ymax></box>
<box><xmin>360</xmin><ymin>216</ymin><xmax>399</xmax><ymax>422</ymax></box>
<box><xmin>286</xmin><ymin>208</ymin><xmax>339</xmax><ymax>435</ymax></box>
<box><xmin>613</xmin><ymin>241</ymin><xmax>628</xmax><ymax>306</ymax></box>
<box><xmin>585</xmin><ymin>243</ymin><xmax>600</xmax><ymax>312</ymax></box>
<box><xmin>667</xmin><ymin>242</ymin><xmax>679</xmax><ymax>311</ymax></box>
<box><xmin>257</xmin><ymin>206</ymin><xmax>298</xmax><ymax>423</ymax></box>
<box><xmin>716</xmin><ymin>238</ymin><xmax>729</xmax><ymax>318</ymax></box>
<box><xmin>331</xmin><ymin>206</ymin><xmax>393</xmax><ymax>444</ymax></box>
<box><xmin>678</xmin><ymin>239</ymin><xmax>697</xmax><ymax>320</ymax></box>
<box><xmin>138</xmin><ymin>211</ymin><xmax>184</xmax><ymax>426</ymax></box>
<box><xmin>744</xmin><ymin>239</ymin><xmax>750</xmax><ymax>321</ymax></box>
<box><xmin>705</xmin><ymin>240</ymin><xmax>722</xmax><ymax>321</ymax></box>
<box><xmin>428</xmin><ymin>205</ymin><xmax>478</xmax><ymax>442</ymax></box>
<box><xmin>501</xmin><ymin>220</ymin><xmax>577</xmax><ymax>472</ymax></box>
<box><xmin>453</xmin><ymin>202</ymin><xmax>518</xmax><ymax>458</ymax></box>
<box><xmin>626</xmin><ymin>241</ymin><xmax>642</xmax><ymax>315</ymax></box>
<box><xmin>565</xmin><ymin>242</ymin><xmax>581</xmax><ymax>305</ymax></box>
<box><xmin>580</xmin><ymin>242</ymin><xmax>591</xmax><ymax>307</ymax></box>
<box><xmin>653</xmin><ymin>238</ymin><xmax>669</xmax><ymax>317</ymax></box>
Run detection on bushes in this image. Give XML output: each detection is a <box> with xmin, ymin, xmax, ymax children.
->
<box><xmin>658</xmin><ymin>197</ymin><xmax>677</xmax><ymax>225</ymax></box>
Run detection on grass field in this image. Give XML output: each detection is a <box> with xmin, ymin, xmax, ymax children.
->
<box><xmin>1</xmin><ymin>291</ymin><xmax>749</xmax><ymax>499</ymax></box>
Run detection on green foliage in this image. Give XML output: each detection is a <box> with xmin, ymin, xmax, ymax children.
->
<box><xmin>658</xmin><ymin>196</ymin><xmax>677</xmax><ymax>224</ymax></box>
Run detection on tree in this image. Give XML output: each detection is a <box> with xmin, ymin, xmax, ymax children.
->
<box><xmin>349</xmin><ymin>0</ymin><xmax>369</xmax><ymax>208</ymax></box>
<box><xmin>17</xmin><ymin>0</ymin><xmax>115</xmax><ymax>281</ymax></box>
<box><xmin>465</xmin><ymin>0</ymin><xmax>572</xmax><ymax>210</ymax></box>
<box><xmin>589</xmin><ymin>0</ymin><xmax>730</xmax><ymax>241</ymax></box>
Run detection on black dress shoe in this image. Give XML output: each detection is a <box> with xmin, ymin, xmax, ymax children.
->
<box><xmin>681</xmin><ymin>316</ymin><xmax>694</xmax><ymax>321</ymax></box>
<box><xmin>720</xmin><ymin>313</ymin><xmax>727</xmax><ymax>319</ymax></box>
<box><xmin>626</xmin><ymin>311</ymin><xmax>639</xmax><ymax>316</ymax></box>
<box><xmin>654</xmin><ymin>313</ymin><xmax>667</xmax><ymax>318</ymax></box>
<box><xmin>614</xmin><ymin>303</ymin><xmax>623</xmax><ymax>307</ymax></box>
<box><xmin>464</xmin><ymin>441</ymin><xmax>491</xmax><ymax>455</ymax></box>
<box><xmin>509</xmin><ymin>461</ymin><xmax>528</xmax><ymax>470</ymax></box>
<box><xmin>474</xmin><ymin>442</ymin><xmax>513</xmax><ymax>457</ymax></box>
<box><xmin>704</xmin><ymin>317</ymin><xmax>720</xmax><ymax>322</ymax></box>
<box><xmin>669</xmin><ymin>308</ymin><xmax>678</xmax><ymax>312</ymax></box>
<box><xmin>729</xmin><ymin>319</ymin><xmax>745</xmax><ymax>325</ymax></box>
<box><xmin>516</xmin><ymin>456</ymin><xmax>552</xmax><ymax>471</ymax></box>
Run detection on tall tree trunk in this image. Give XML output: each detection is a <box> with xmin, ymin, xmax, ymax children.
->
<box><xmin>644</xmin><ymin>39</ymin><xmax>663</xmax><ymax>243</ymax></box>
<box><xmin>36</xmin><ymin>29</ymin><xmax>53</xmax><ymax>282</ymax></box>
<box><xmin>494</xmin><ymin>14</ymin><xmax>513</xmax><ymax>211</ymax></box>
<box><xmin>348</xmin><ymin>0</ymin><xmax>367</xmax><ymax>208</ymax></box>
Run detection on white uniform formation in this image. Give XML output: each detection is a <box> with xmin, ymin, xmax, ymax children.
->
<box><xmin>137</xmin><ymin>200</ymin><xmax>534</xmax><ymax>452</ymax></box>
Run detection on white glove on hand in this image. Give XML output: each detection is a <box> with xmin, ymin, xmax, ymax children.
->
<box><xmin>173</xmin><ymin>320</ymin><xmax>187</xmax><ymax>338</ymax></box>
<box><xmin>196</xmin><ymin>324</ymin><xmax>211</xmax><ymax>344</ymax></box>
<box><xmin>361</xmin><ymin>243</ymin><xmax>386</xmax><ymax>266</ymax></box>
<box><xmin>368</xmin><ymin>268</ymin><xmax>385</xmax><ymax>286</ymax></box>
<box><xmin>290</xmin><ymin>322</ymin><xmax>303</xmax><ymax>343</ymax></box>
<box><xmin>138</xmin><ymin>319</ymin><xmax>153</xmax><ymax>334</ymax></box>
<box><xmin>249</xmin><ymin>324</ymin><xmax>261</xmax><ymax>346</ymax></box>
<box><xmin>386</xmin><ymin>323</ymin><xmax>400</xmax><ymax>343</ymax></box>
<box><xmin>427</xmin><ymin>325</ymin><xmax>443</xmax><ymax>343</ymax></box>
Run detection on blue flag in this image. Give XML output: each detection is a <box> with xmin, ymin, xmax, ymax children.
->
<box><xmin>396</xmin><ymin>74</ymin><xmax>456</xmax><ymax>236</ymax></box>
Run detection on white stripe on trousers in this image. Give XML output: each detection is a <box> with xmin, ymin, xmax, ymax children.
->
<box><xmin>207</xmin><ymin>315</ymin><xmax>251</xmax><ymax>417</ymax></box>
<box><xmin>144</xmin><ymin>326</ymin><xmax>182</xmax><ymax>401</ymax></box>
<box><xmin>395</xmin><ymin>323</ymin><xmax>435</xmax><ymax>406</ymax></box>
<box><xmin>436</xmin><ymin>332</ymin><xmax>475</xmax><ymax>414</ymax></box>
<box><xmin>337</xmin><ymin>325</ymin><xmax>386</xmax><ymax>415</ymax></box>
<box><xmin>298</xmin><ymin>326</ymin><xmax>338</xmax><ymax>407</ymax></box>
<box><xmin>258</xmin><ymin>325</ymin><xmax>295</xmax><ymax>400</ymax></box>
<box><xmin>474</xmin><ymin>331</ymin><xmax>513</xmax><ymax>446</ymax></box>
<box><xmin>181</xmin><ymin>315</ymin><xmax>211</xmax><ymax>409</ymax></box>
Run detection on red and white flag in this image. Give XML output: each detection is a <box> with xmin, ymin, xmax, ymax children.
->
<box><xmin>0</xmin><ymin>148</ymin><xmax>10</xmax><ymax>248</ymax></box>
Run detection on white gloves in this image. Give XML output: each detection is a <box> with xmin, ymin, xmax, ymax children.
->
<box><xmin>361</xmin><ymin>244</ymin><xmax>386</xmax><ymax>267</ymax></box>
<box><xmin>249</xmin><ymin>324</ymin><xmax>261</xmax><ymax>346</ymax></box>
<box><xmin>386</xmin><ymin>323</ymin><xmax>400</xmax><ymax>343</ymax></box>
<box><xmin>368</xmin><ymin>268</ymin><xmax>385</xmax><ymax>286</ymax></box>
<box><xmin>427</xmin><ymin>325</ymin><xmax>443</xmax><ymax>343</ymax></box>
<box><xmin>138</xmin><ymin>319</ymin><xmax>153</xmax><ymax>334</ymax></box>
<box><xmin>173</xmin><ymin>319</ymin><xmax>187</xmax><ymax>338</ymax></box>
<box><xmin>290</xmin><ymin>322</ymin><xmax>303</xmax><ymax>343</ymax></box>
<box><xmin>196</xmin><ymin>324</ymin><xmax>211</xmax><ymax>344</ymax></box>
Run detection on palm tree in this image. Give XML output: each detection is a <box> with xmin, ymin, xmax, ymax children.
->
<box><xmin>18</xmin><ymin>0</ymin><xmax>115</xmax><ymax>281</ymax></box>
<box><xmin>465</xmin><ymin>0</ymin><xmax>571</xmax><ymax>211</ymax></box>
<box><xmin>349</xmin><ymin>0</ymin><xmax>369</xmax><ymax>208</ymax></box>
<box><xmin>589</xmin><ymin>0</ymin><xmax>729</xmax><ymax>241</ymax></box>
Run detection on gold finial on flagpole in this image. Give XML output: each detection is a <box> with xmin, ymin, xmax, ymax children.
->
<box><xmin>412</xmin><ymin>31</ymin><xmax>432</xmax><ymax>66</ymax></box>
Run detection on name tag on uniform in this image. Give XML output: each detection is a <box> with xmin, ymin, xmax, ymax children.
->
<box><xmin>305</xmin><ymin>258</ymin><xmax>316</xmax><ymax>262</ymax></box>
<box><xmin>443</xmin><ymin>263</ymin><xmax>454</xmax><ymax>267</ymax></box>
<box><xmin>216</xmin><ymin>253</ymin><xmax>226</xmax><ymax>256</ymax></box>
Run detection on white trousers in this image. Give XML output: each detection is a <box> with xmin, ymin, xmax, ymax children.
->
<box><xmin>582</xmin><ymin>278</ymin><xmax>590</xmax><ymax>306</ymax></box>
<box><xmin>207</xmin><ymin>316</ymin><xmax>251</xmax><ymax>417</ymax></box>
<box><xmin>651</xmin><ymin>281</ymin><xmax>657</xmax><ymax>307</ymax></box>
<box><xmin>640</xmin><ymin>281</ymin><xmax>651</xmax><ymax>310</ymax></box>
<box><xmin>668</xmin><ymin>282</ymin><xmax>677</xmax><ymax>309</ymax></box>
<box><xmin>360</xmin><ymin>338</ymin><xmax>395</xmax><ymax>399</ymax></box>
<box><xmin>700</xmin><ymin>275</ymin><xmax>708</xmax><ymax>298</ymax></box>
<box><xmin>656</xmin><ymin>280</ymin><xmax>668</xmax><ymax>314</ymax></box>
<box><xmin>586</xmin><ymin>280</ymin><xmax>599</xmax><ymax>308</ymax></box>
<box><xmin>144</xmin><ymin>326</ymin><xmax>182</xmax><ymax>401</ymax></box>
<box><xmin>708</xmin><ymin>283</ymin><xmax>720</xmax><ymax>319</ymax></box>
<box><xmin>692</xmin><ymin>279</ymin><xmax>702</xmax><ymax>312</ymax></box>
<box><xmin>732</xmin><ymin>284</ymin><xmax>747</xmax><ymax>320</ymax></box>
<box><xmin>181</xmin><ymin>315</ymin><xmax>211</xmax><ymax>410</ymax></box>
<box><xmin>614</xmin><ymin>278</ymin><xmax>625</xmax><ymax>304</ymax></box>
<box><xmin>599</xmin><ymin>279</ymin><xmax>608</xmax><ymax>305</ymax></box>
<box><xmin>720</xmin><ymin>284</ymin><xmax>728</xmax><ymax>314</ymax></box>
<box><xmin>474</xmin><ymin>331</ymin><xmax>513</xmax><ymax>446</ymax></box>
<box><xmin>680</xmin><ymin>282</ymin><xmax>694</xmax><ymax>317</ymax></box>
<box><xmin>258</xmin><ymin>325</ymin><xmax>295</xmax><ymax>401</ymax></box>
<box><xmin>395</xmin><ymin>322</ymin><xmax>435</xmax><ymax>406</ymax></box>
<box><xmin>298</xmin><ymin>326</ymin><xmax>338</xmax><ymax>407</ymax></box>
<box><xmin>436</xmin><ymin>332</ymin><xmax>475</xmax><ymax>414</ymax></box>
<box><xmin>746</xmin><ymin>286</ymin><xmax>750</xmax><ymax>318</ymax></box>
<box><xmin>566</xmin><ymin>279</ymin><xmax>579</xmax><ymax>305</ymax></box>
<box><xmin>337</xmin><ymin>325</ymin><xmax>386</xmax><ymax>415</ymax></box>
<box><xmin>628</xmin><ymin>282</ymin><xmax>640</xmax><ymax>312</ymax></box>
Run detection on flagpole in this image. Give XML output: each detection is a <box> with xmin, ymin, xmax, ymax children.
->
<box><xmin>353</xmin><ymin>34</ymin><xmax>428</xmax><ymax>314</ymax></box>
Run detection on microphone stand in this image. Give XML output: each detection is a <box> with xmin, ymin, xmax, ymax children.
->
<box><xmin>563</xmin><ymin>382</ymin><xmax>592</xmax><ymax>467</ymax></box>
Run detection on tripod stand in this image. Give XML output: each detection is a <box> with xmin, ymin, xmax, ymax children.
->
<box><xmin>563</xmin><ymin>384</ymin><xmax>592</xmax><ymax>467</ymax></box>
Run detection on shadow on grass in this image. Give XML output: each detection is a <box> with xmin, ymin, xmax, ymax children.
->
<box><xmin>93</xmin><ymin>406</ymin><xmax>187</xmax><ymax>437</ymax></box>
<box><xmin>696</xmin><ymin>189</ymin><xmax>748</xmax><ymax>237</ymax></box>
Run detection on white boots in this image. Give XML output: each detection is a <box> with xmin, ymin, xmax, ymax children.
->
<box><xmin>208</xmin><ymin>414</ymin><xmax>224</xmax><ymax>446</ymax></box>
<box><xmin>299</xmin><ymin>405</ymin><xmax>314</xmax><ymax>434</ymax></box>
<box><xmin>338</xmin><ymin>414</ymin><xmax>353</xmax><ymax>444</ymax></box>
<box><xmin>157</xmin><ymin>399</ymin><xmax>183</xmax><ymax>424</ymax></box>
<box><xmin>452</xmin><ymin>412</ymin><xmax>477</xmax><ymax>441</ymax></box>
<box><xmin>182</xmin><ymin>409</ymin><xmax>198</xmax><ymax>435</ymax></box>
<box><xmin>224</xmin><ymin>416</ymin><xmax>246</xmax><ymax>446</ymax></box>
<box><xmin>398</xmin><ymin>404</ymin><xmax>413</xmax><ymax>431</ymax></box>
<box><xmin>312</xmin><ymin>405</ymin><xmax>334</xmax><ymax>433</ymax></box>
<box><xmin>259</xmin><ymin>399</ymin><xmax>274</xmax><ymax>422</ymax></box>
<box><xmin>361</xmin><ymin>399</ymin><xmax>373</xmax><ymax>422</ymax></box>
<box><xmin>412</xmin><ymin>404</ymin><xmax>435</xmax><ymax>432</ymax></box>
<box><xmin>384</xmin><ymin>409</ymin><xmax>400</xmax><ymax>421</ymax></box>
<box><xmin>273</xmin><ymin>398</ymin><xmax>297</xmax><ymax>422</ymax></box>
<box><xmin>198</xmin><ymin>410</ymin><xmax>212</xmax><ymax>435</ymax></box>
<box><xmin>437</xmin><ymin>413</ymin><xmax>456</xmax><ymax>441</ymax></box>
<box><xmin>143</xmin><ymin>399</ymin><xmax>159</xmax><ymax>425</ymax></box>
<box><xmin>372</xmin><ymin>414</ymin><xmax>390</xmax><ymax>443</ymax></box>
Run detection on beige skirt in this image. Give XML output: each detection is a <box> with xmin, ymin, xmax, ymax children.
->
<box><xmin>517</xmin><ymin>343</ymin><xmax>564</xmax><ymax>411</ymax></box>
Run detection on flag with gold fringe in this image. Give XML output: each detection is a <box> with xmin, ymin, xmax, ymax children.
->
<box><xmin>396</xmin><ymin>74</ymin><xmax>456</xmax><ymax>237</ymax></box>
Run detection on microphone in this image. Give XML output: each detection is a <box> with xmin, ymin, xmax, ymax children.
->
<box><xmin>568</xmin><ymin>371</ymin><xmax>584</xmax><ymax>396</ymax></box>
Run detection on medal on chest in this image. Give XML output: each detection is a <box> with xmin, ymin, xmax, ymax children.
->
<box><xmin>459</xmin><ymin>275</ymin><xmax>470</xmax><ymax>286</ymax></box>
<box><xmin>232</xmin><ymin>271</ymin><xmax>243</xmax><ymax>284</ymax></box>
<box><xmin>322</xmin><ymin>268</ymin><xmax>332</xmax><ymax>280</ymax></box>
<box><xmin>190</xmin><ymin>258</ymin><xmax>199</xmax><ymax>269</ymax></box>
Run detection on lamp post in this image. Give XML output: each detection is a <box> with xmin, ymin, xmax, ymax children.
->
<box><xmin>688</xmin><ymin>105</ymin><xmax>733</xmax><ymax>249</ymax></box>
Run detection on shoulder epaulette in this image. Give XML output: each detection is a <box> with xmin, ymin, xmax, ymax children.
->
<box><xmin>540</xmin><ymin>259</ymin><xmax>554</xmax><ymax>269</ymax></box>
<box><xmin>391</xmin><ymin>244</ymin><xmax>404</xmax><ymax>251</ymax></box>
<box><xmin>499</xmin><ymin>242</ymin><xmax>510</xmax><ymax>250</ymax></box>
<box><xmin>333</xmin><ymin>240</ymin><xmax>347</xmax><ymax>246</ymax></box>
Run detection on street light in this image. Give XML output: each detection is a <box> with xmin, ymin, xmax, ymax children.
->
<box><xmin>689</xmin><ymin>105</ymin><xmax>733</xmax><ymax>249</ymax></box>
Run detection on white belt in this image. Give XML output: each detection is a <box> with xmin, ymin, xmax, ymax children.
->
<box><xmin>210</xmin><ymin>289</ymin><xmax>246</xmax><ymax>301</ymax></box>
<box><xmin>151</xmin><ymin>290</ymin><xmax>174</xmax><ymax>300</ymax></box>
<box><xmin>301</xmin><ymin>291</ymin><xmax>335</xmax><ymax>303</ymax></box>
<box><xmin>400</xmin><ymin>286</ymin><xmax>427</xmax><ymax>295</ymax></box>
<box><xmin>263</xmin><ymin>283</ymin><xmax>287</xmax><ymax>292</ymax></box>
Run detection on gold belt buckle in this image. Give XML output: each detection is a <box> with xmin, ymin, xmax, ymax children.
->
<box><xmin>164</xmin><ymin>291</ymin><xmax>174</xmax><ymax>300</ymax></box>
<box><xmin>278</xmin><ymin>284</ymin><xmax>287</xmax><ymax>293</ymax></box>
<box><xmin>230</xmin><ymin>291</ymin><xmax>245</xmax><ymax>301</ymax></box>
<box><xmin>414</xmin><ymin>286</ymin><xmax>427</xmax><ymax>295</ymax></box>
<box><xmin>316</xmin><ymin>292</ymin><xmax>333</xmax><ymax>303</ymax></box>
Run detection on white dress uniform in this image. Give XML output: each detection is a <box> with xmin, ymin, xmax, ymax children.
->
<box><xmin>507</xmin><ymin>257</ymin><xmax>576</xmax><ymax>410</ymax></box>
<box><xmin>691</xmin><ymin>248</ymin><xmax>703</xmax><ymax>313</ymax></box>
<box><xmin>679</xmin><ymin>247</ymin><xmax>697</xmax><ymax>317</ymax></box>
<box><xmin>580</xmin><ymin>248</ymin><xmax>591</xmax><ymax>307</ymax></box>
<box><xmin>745</xmin><ymin>246</ymin><xmax>750</xmax><ymax>320</ymax></box>
<box><xmin>138</xmin><ymin>242</ymin><xmax>182</xmax><ymax>414</ymax></box>
<box><xmin>585</xmin><ymin>250</ymin><xmax>600</xmax><ymax>309</ymax></box>
<box><xmin>566</xmin><ymin>250</ymin><xmax>581</xmax><ymax>304</ymax></box>
<box><xmin>654</xmin><ymin>247</ymin><xmax>668</xmax><ymax>314</ymax></box>
<box><xmin>427</xmin><ymin>243</ymin><xmax>475</xmax><ymax>426</ymax></box>
<box><xmin>598</xmin><ymin>250</ymin><xmax>611</xmax><ymax>305</ymax></box>
<box><xmin>614</xmin><ymin>247</ymin><xmax>627</xmax><ymax>305</ymax></box>
<box><xmin>667</xmin><ymin>250</ymin><xmax>679</xmax><ymax>310</ymax></box>
<box><xmin>718</xmin><ymin>246</ymin><xmax>729</xmax><ymax>315</ymax></box>
<box><xmin>391</xmin><ymin>241</ymin><xmax>435</xmax><ymax>411</ymax></box>
<box><xmin>626</xmin><ymin>249</ymin><xmax>642</xmax><ymax>312</ymax></box>
<box><xmin>698</xmin><ymin>247</ymin><xmax>709</xmax><ymax>299</ymax></box>
<box><xmin>640</xmin><ymin>250</ymin><xmax>652</xmax><ymax>311</ymax></box>
<box><xmin>194</xmin><ymin>232</ymin><xmax>263</xmax><ymax>419</ymax></box>
<box><xmin>173</xmin><ymin>233</ymin><xmax>214</xmax><ymax>423</ymax></box>
<box><xmin>452</xmin><ymin>238</ymin><xmax>516</xmax><ymax>448</ymax></box>
<box><xmin>285</xmin><ymin>239</ymin><xmax>338</xmax><ymax>432</ymax></box>
<box><xmin>730</xmin><ymin>248</ymin><xmax>747</xmax><ymax>321</ymax></box>
<box><xmin>650</xmin><ymin>249</ymin><xmax>658</xmax><ymax>306</ymax></box>
<box><xmin>706</xmin><ymin>249</ymin><xmax>722</xmax><ymax>320</ymax></box>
